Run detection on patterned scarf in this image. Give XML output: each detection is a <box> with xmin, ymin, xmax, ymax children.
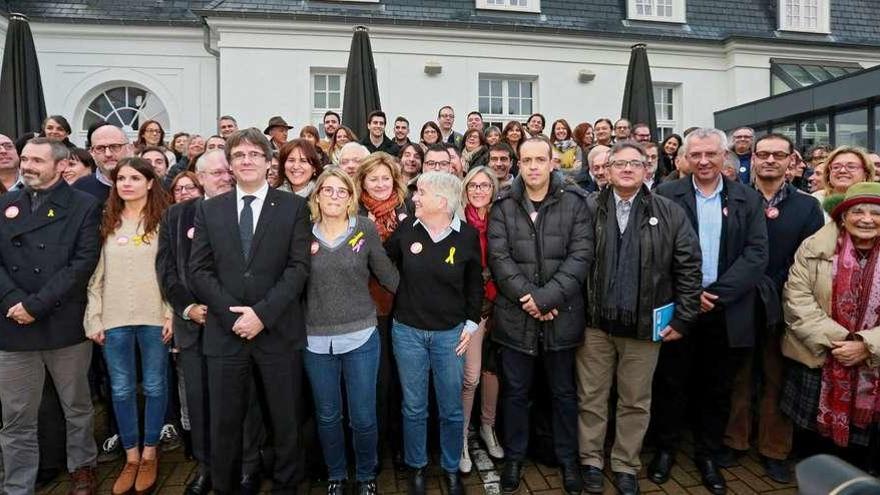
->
<box><xmin>818</xmin><ymin>230</ymin><xmax>880</xmax><ymax>446</ymax></box>
<box><xmin>360</xmin><ymin>191</ymin><xmax>399</xmax><ymax>241</ymax></box>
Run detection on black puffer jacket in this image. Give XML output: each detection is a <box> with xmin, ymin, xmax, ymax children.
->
<box><xmin>488</xmin><ymin>173</ymin><xmax>593</xmax><ymax>355</ymax></box>
<box><xmin>585</xmin><ymin>185</ymin><xmax>703</xmax><ymax>340</ymax></box>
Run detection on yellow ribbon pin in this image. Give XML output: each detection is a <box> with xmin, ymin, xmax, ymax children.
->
<box><xmin>444</xmin><ymin>247</ymin><xmax>456</xmax><ymax>264</ymax></box>
<box><xmin>47</xmin><ymin>209</ymin><xmax>55</xmax><ymax>217</ymax></box>
<box><xmin>348</xmin><ymin>231</ymin><xmax>364</xmax><ymax>247</ymax></box>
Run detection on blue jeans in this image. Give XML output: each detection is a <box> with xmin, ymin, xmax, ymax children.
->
<box><xmin>392</xmin><ymin>320</ymin><xmax>465</xmax><ymax>474</ymax></box>
<box><xmin>303</xmin><ymin>330</ymin><xmax>380</xmax><ymax>482</ymax></box>
<box><xmin>103</xmin><ymin>325</ymin><xmax>169</xmax><ymax>450</ymax></box>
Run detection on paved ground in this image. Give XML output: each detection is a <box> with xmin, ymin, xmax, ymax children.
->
<box><xmin>35</xmin><ymin>431</ymin><xmax>799</xmax><ymax>494</ymax></box>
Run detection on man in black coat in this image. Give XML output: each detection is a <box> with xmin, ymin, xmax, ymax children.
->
<box><xmin>157</xmin><ymin>150</ymin><xmax>267</xmax><ymax>494</ymax></box>
<box><xmin>650</xmin><ymin>128</ymin><xmax>768</xmax><ymax>495</ymax></box>
<box><xmin>189</xmin><ymin>128</ymin><xmax>311</xmax><ymax>495</ymax></box>
<box><xmin>0</xmin><ymin>138</ymin><xmax>101</xmax><ymax>495</ymax></box>
<box><xmin>73</xmin><ymin>123</ymin><xmax>132</xmax><ymax>206</ymax></box>
<box><xmin>721</xmin><ymin>133</ymin><xmax>824</xmax><ymax>483</ymax></box>
<box><xmin>488</xmin><ymin>138</ymin><xmax>592</xmax><ymax>495</ymax></box>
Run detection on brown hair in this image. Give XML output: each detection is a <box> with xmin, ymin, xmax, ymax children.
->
<box><xmin>170</xmin><ymin>171</ymin><xmax>204</xmax><ymax>201</ymax></box>
<box><xmin>502</xmin><ymin>120</ymin><xmax>526</xmax><ymax>155</ymax></box>
<box><xmin>551</xmin><ymin>119</ymin><xmax>573</xmax><ymax>141</ymax></box>
<box><xmin>100</xmin><ymin>157</ymin><xmax>171</xmax><ymax>242</ymax></box>
<box><xmin>330</xmin><ymin>126</ymin><xmax>358</xmax><ymax>151</ymax></box>
<box><xmin>462</xmin><ymin>128</ymin><xmax>486</xmax><ymax>150</ymax></box>
<box><xmin>355</xmin><ymin>151</ymin><xmax>407</xmax><ymax>206</ymax></box>
<box><xmin>299</xmin><ymin>125</ymin><xmax>321</xmax><ymax>143</ymax></box>
<box><xmin>572</xmin><ymin>122</ymin><xmax>593</xmax><ymax>147</ymax></box>
<box><xmin>224</xmin><ymin>128</ymin><xmax>272</xmax><ymax>164</ymax></box>
<box><xmin>278</xmin><ymin>139</ymin><xmax>324</xmax><ymax>189</ymax></box>
<box><xmin>134</xmin><ymin>120</ymin><xmax>166</xmax><ymax>150</ymax></box>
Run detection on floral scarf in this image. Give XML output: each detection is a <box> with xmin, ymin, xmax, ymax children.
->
<box><xmin>361</xmin><ymin>191</ymin><xmax>399</xmax><ymax>241</ymax></box>
<box><xmin>818</xmin><ymin>230</ymin><xmax>880</xmax><ymax>446</ymax></box>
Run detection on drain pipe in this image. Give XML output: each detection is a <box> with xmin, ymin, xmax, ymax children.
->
<box><xmin>202</xmin><ymin>18</ymin><xmax>221</xmax><ymax>129</ymax></box>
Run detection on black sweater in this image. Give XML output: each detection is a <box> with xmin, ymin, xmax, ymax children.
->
<box><xmin>386</xmin><ymin>218</ymin><xmax>483</xmax><ymax>331</ymax></box>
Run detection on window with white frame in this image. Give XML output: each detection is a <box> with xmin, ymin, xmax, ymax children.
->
<box><xmin>653</xmin><ymin>85</ymin><xmax>678</xmax><ymax>140</ymax></box>
<box><xmin>312</xmin><ymin>72</ymin><xmax>345</xmax><ymax>138</ymax></box>
<box><xmin>778</xmin><ymin>0</ymin><xmax>829</xmax><ymax>33</ymax></box>
<box><xmin>628</xmin><ymin>0</ymin><xmax>686</xmax><ymax>23</ymax></box>
<box><xmin>479</xmin><ymin>76</ymin><xmax>536</xmax><ymax>125</ymax></box>
<box><xmin>476</xmin><ymin>0</ymin><xmax>540</xmax><ymax>14</ymax></box>
<box><xmin>82</xmin><ymin>84</ymin><xmax>168</xmax><ymax>140</ymax></box>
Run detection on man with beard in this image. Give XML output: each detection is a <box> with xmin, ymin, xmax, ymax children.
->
<box><xmin>75</xmin><ymin>124</ymin><xmax>132</xmax><ymax>205</ymax></box>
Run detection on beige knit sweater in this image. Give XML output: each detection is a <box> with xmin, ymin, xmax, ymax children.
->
<box><xmin>85</xmin><ymin>216</ymin><xmax>170</xmax><ymax>337</ymax></box>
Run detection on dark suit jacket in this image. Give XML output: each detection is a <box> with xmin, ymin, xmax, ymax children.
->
<box><xmin>189</xmin><ymin>187</ymin><xmax>311</xmax><ymax>357</ymax></box>
<box><xmin>0</xmin><ymin>181</ymin><xmax>101</xmax><ymax>351</ymax></box>
<box><xmin>71</xmin><ymin>173</ymin><xmax>111</xmax><ymax>206</ymax></box>
<box><xmin>655</xmin><ymin>175</ymin><xmax>768</xmax><ymax>348</ymax></box>
<box><xmin>156</xmin><ymin>198</ymin><xmax>202</xmax><ymax>350</ymax></box>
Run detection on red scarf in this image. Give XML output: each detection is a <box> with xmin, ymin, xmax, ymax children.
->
<box><xmin>818</xmin><ymin>230</ymin><xmax>880</xmax><ymax>446</ymax></box>
<box><xmin>361</xmin><ymin>192</ymin><xmax>400</xmax><ymax>241</ymax></box>
<box><xmin>465</xmin><ymin>204</ymin><xmax>497</xmax><ymax>302</ymax></box>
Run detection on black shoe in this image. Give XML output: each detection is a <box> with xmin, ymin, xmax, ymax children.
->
<box><xmin>560</xmin><ymin>461</ymin><xmax>584</xmax><ymax>495</ymax></box>
<box><xmin>695</xmin><ymin>457</ymin><xmax>726</xmax><ymax>495</ymax></box>
<box><xmin>714</xmin><ymin>447</ymin><xmax>746</xmax><ymax>468</ymax></box>
<box><xmin>184</xmin><ymin>473</ymin><xmax>212</xmax><ymax>495</ymax></box>
<box><xmin>647</xmin><ymin>450</ymin><xmax>674</xmax><ymax>484</ymax></box>
<box><xmin>501</xmin><ymin>461</ymin><xmax>522</xmax><ymax>494</ymax></box>
<box><xmin>408</xmin><ymin>467</ymin><xmax>426</xmax><ymax>495</ymax></box>
<box><xmin>35</xmin><ymin>467</ymin><xmax>60</xmax><ymax>490</ymax></box>
<box><xmin>761</xmin><ymin>456</ymin><xmax>792</xmax><ymax>484</ymax></box>
<box><xmin>614</xmin><ymin>472</ymin><xmax>640</xmax><ymax>495</ymax></box>
<box><xmin>580</xmin><ymin>465</ymin><xmax>605</xmax><ymax>494</ymax></box>
<box><xmin>327</xmin><ymin>479</ymin><xmax>345</xmax><ymax>495</ymax></box>
<box><xmin>357</xmin><ymin>479</ymin><xmax>377</xmax><ymax>495</ymax></box>
<box><xmin>444</xmin><ymin>471</ymin><xmax>464</xmax><ymax>495</ymax></box>
<box><xmin>239</xmin><ymin>472</ymin><xmax>262</xmax><ymax>495</ymax></box>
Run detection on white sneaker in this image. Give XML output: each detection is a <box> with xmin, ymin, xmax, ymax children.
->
<box><xmin>480</xmin><ymin>424</ymin><xmax>504</xmax><ymax>459</ymax></box>
<box><xmin>459</xmin><ymin>442</ymin><xmax>472</xmax><ymax>473</ymax></box>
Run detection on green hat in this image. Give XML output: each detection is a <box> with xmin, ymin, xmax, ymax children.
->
<box><xmin>831</xmin><ymin>181</ymin><xmax>880</xmax><ymax>221</ymax></box>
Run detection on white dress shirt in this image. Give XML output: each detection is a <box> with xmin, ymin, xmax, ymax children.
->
<box><xmin>235</xmin><ymin>181</ymin><xmax>269</xmax><ymax>234</ymax></box>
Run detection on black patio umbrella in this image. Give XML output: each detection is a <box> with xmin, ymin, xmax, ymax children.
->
<box><xmin>0</xmin><ymin>13</ymin><xmax>47</xmax><ymax>140</ymax></box>
<box><xmin>620</xmin><ymin>43</ymin><xmax>657</xmax><ymax>139</ymax></box>
<box><xmin>341</xmin><ymin>26</ymin><xmax>381</xmax><ymax>140</ymax></box>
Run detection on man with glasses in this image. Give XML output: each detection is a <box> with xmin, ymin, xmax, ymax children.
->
<box><xmin>190</xmin><ymin>128</ymin><xmax>310</xmax><ymax>495</ymax></box>
<box><xmin>614</xmin><ymin>119</ymin><xmax>632</xmax><ymax>141</ymax></box>
<box><xmin>632</xmin><ymin>123</ymin><xmax>652</xmax><ymax>143</ymax></box>
<box><xmin>650</xmin><ymin>128</ymin><xmax>768</xmax><ymax>495</ymax></box>
<box><xmin>578</xmin><ymin>141</ymin><xmax>701</xmax><ymax>495</ymax></box>
<box><xmin>719</xmin><ymin>133</ymin><xmax>823</xmax><ymax>483</ymax></box>
<box><xmin>730</xmin><ymin>127</ymin><xmax>754</xmax><ymax>184</ymax></box>
<box><xmin>74</xmin><ymin>124</ymin><xmax>132</xmax><ymax>204</ymax></box>
<box><xmin>437</xmin><ymin>106</ymin><xmax>463</xmax><ymax>149</ymax></box>
<box><xmin>0</xmin><ymin>134</ymin><xmax>22</xmax><ymax>192</ymax></box>
<box><xmin>423</xmin><ymin>144</ymin><xmax>453</xmax><ymax>174</ymax></box>
<box><xmin>643</xmin><ymin>142</ymin><xmax>660</xmax><ymax>190</ymax></box>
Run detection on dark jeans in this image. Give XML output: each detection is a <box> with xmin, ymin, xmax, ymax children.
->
<box><xmin>376</xmin><ymin>316</ymin><xmax>402</xmax><ymax>460</ymax></box>
<box><xmin>304</xmin><ymin>330</ymin><xmax>380</xmax><ymax>481</ymax></box>
<box><xmin>499</xmin><ymin>346</ymin><xmax>578</xmax><ymax>464</ymax></box>
<box><xmin>651</xmin><ymin>311</ymin><xmax>749</xmax><ymax>459</ymax></box>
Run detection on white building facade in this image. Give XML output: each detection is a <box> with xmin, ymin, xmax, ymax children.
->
<box><xmin>2</xmin><ymin>0</ymin><xmax>879</xmax><ymax>145</ymax></box>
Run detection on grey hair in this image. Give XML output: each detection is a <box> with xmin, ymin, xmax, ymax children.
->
<box><xmin>680</xmin><ymin>128</ymin><xmax>729</xmax><ymax>157</ymax></box>
<box><xmin>461</xmin><ymin>166</ymin><xmax>499</xmax><ymax>209</ymax></box>
<box><xmin>195</xmin><ymin>149</ymin><xmax>228</xmax><ymax>172</ymax></box>
<box><xmin>340</xmin><ymin>141</ymin><xmax>369</xmax><ymax>158</ymax></box>
<box><xmin>587</xmin><ymin>145</ymin><xmax>610</xmax><ymax>167</ymax></box>
<box><xmin>25</xmin><ymin>136</ymin><xmax>70</xmax><ymax>162</ymax></box>
<box><xmin>418</xmin><ymin>171</ymin><xmax>464</xmax><ymax>219</ymax></box>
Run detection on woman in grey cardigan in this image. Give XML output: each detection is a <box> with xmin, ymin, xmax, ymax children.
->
<box><xmin>304</xmin><ymin>168</ymin><xmax>399</xmax><ymax>495</ymax></box>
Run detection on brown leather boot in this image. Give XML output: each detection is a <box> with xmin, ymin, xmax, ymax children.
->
<box><xmin>68</xmin><ymin>466</ymin><xmax>97</xmax><ymax>495</ymax></box>
<box><xmin>112</xmin><ymin>462</ymin><xmax>139</xmax><ymax>495</ymax></box>
<box><xmin>134</xmin><ymin>457</ymin><xmax>159</xmax><ymax>494</ymax></box>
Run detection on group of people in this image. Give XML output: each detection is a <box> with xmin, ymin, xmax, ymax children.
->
<box><xmin>0</xmin><ymin>104</ymin><xmax>879</xmax><ymax>495</ymax></box>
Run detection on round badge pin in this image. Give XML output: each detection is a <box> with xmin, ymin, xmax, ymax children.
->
<box><xmin>186</xmin><ymin>227</ymin><xmax>195</xmax><ymax>239</ymax></box>
<box><xmin>739</xmin><ymin>166</ymin><xmax>747</xmax><ymax>173</ymax></box>
<box><xmin>116</xmin><ymin>236</ymin><xmax>129</xmax><ymax>246</ymax></box>
<box><xmin>766</xmin><ymin>207</ymin><xmax>779</xmax><ymax>219</ymax></box>
<box><xmin>410</xmin><ymin>242</ymin><xmax>423</xmax><ymax>254</ymax></box>
<box><xmin>398</xmin><ymin>213</ymin><xmax>408</xmax><ymax>221</ymax></box>
<box><xmin>649</xmin><ymin>217</ymin><xmax>659</xmax><ymax>226</ymax></box>
<box><xmin>722</xmin><ymin>206</ymin><xmax>729</xmax><ymax>217</ymax></box>
<box><xmin>310</xmin><ymin>241</ymin><xmax>320</xmax><ymax>255</ymax></box>
<box><xmin>4</xmin><ymin>206</ymin><xmax>19</xmax><ymax>219</ymax></box>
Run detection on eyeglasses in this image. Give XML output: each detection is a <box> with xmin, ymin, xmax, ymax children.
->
<box><xmin>205</xmin><ymin>169</ymin><xmax>230</xmax><ymax>178</ymax></box>
<box><xmin>424</xmin><ymin>160</ymin><xmax>451</xmax><ymax>170</ymax></box>
<box><xmin>467</xmin><ymin>182</ymin><xmax>493</xmax><ymax>192</ymax></box>
<box><xmin>231</xmin><ymin>151</ymin><xmax>266</xmax><ymax>162</ymax></box>
<box><xmin>319</xmin><ymin>186</ymin><xmax>350</xmax><ymax>198</ymax></box>
<box><xmin>489</xmin><ymin>156</ymin><xmax>511</xmax><ymax>163</ymax></box>
<box><xmin>91</xmin><ymin>143</ymin><xmax>127</xmax><ymax>154</ymax></box>
<box><xmin>754</xmin><ymin>151</ymin><xmax>791</xmax><ymax>160</ymax></box>
<box><xmin>0</xmin><ymin>142</ymin><xmax>14</xmax><ymax>150</ymax></box>
<box><xmin>686</xmin><ymin>151</ymin><xmax>721</xmax><ymax>161</ymax></box>
<box><xmin>173</xmin><ymin>184</ymin><xmax>199</xmax><ymax>193</ymax></box>
<box><xmin>609</xmin><ymin>160</ymin><xmax>646</xmax><ymax>170</ymax></box>
<box><xmin>829</xmin><ymin>162</ymin><xmax>864</xmax><ymax>173</ymax></box>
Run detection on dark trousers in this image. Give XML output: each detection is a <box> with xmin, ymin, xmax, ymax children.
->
<box><xmin>207</xmin><ymin>348</ymin><xmax>302</xmax><ymax>494</ymax></box>
<box><xmin>179</xmin><ymin>346</ymin><xmax>266</xmax><ymax>478</ymax></box>
<box><xmin>652</xmin><ymin>311</ymin><xmax>749</xmax><ymax>459</ymax></box>
<box><xmin>376</xmin><ymin>316</ymin><xmax>402</xmax><ymax>459</ymax></box>
<box><xmin>499</xmin><ymin>346</ymin><xmax>578</xmax><ymax>463</ymax></box>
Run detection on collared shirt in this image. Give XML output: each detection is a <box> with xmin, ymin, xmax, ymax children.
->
<box><xmin>693</xmin><ymin>175</ymin><xmax>723</xmax><ymax>287</ymax></box>
<box><xmin>235</xmin><ymin>182</ymin><xmax>269</xmax><ymax>234</ymax></box>
<box><xmin>307</xmin><ymin>215</ymin><xmax>377</xmax><ymax>354</ymax></box>
<box><xmin>612</xmin><ymin>190</ymin><xmax>635</xmax><ymax>233</ymax></box>
<box><xmin>95</xmin><ymin>168</ymin><xmax>113</xmax><ymax>188</ymax></box>
<box><xmin>755</xmin><ymin>181</ymin><xmax>789</xmax><ymax>209</ymax></box>
<box><xmin>412</xmin><ymin>215</ymin><xmax>477</xmax><ymax>334</ymax></box>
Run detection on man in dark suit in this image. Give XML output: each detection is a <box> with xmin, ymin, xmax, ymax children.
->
<box><xmin>73</xmin><ymin>123</ymin><xmax>132</xmax><ymax>205</ymax></box>
<box><xmin>650</xmin><ymin>128</ymin><xmax>768</xmax><ymax>495</ymax></box>
<box><xmin>0</xmin><ymin>137</ymin><xmax>101</xmax><ymax>495</ymax></box>
<box><xmin>189</xmin><ymin>128</ymin><xmax>311</xmax><ymax>494</ymax></box>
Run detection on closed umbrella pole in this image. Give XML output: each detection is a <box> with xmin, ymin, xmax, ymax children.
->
<box><xmin>0</xmin><ymin>13</ymin><xmax>47</xmax><ymax>139</ymax></box>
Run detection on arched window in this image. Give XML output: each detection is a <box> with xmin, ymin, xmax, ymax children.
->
<box><xmin>81</xmin><ymin>85</ymin><xmax>169</xmax><ymax>137</ymax></box>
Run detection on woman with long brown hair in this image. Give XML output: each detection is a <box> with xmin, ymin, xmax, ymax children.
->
<box><xmin>502</xmin><ymin>120</ymin><xmax>525</xmax><ymax>159</ymax></box>
<box><xmin>85</xmin><ymin>157</ymin><xmax>172</xmax><ymax>495</ymax></box>
<box><xmin>330</xmin><ymin>126</ymin><xmax>358</xmax><ymax>166</ymax></box>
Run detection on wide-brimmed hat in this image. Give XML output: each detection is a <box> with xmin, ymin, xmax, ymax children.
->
<box><xmin>831</xmin><ymin>181</ymin><xmax>880</xmax><ymax>221</ymax></box>
<box><xmin>263</xmin><ymin>116</ymin><xmax>293</xmax><ymax>134</ymax></box>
